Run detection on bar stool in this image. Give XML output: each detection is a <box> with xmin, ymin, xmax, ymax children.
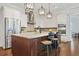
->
<box><xmin>41</xmin><ymin>40</ymin><xmax>52</xmax><ymax>56</ymax></box>
<box><xmin>53</xmin><ymin>38</ymin><xmax>59</xmax><ymax>48</ymax></box>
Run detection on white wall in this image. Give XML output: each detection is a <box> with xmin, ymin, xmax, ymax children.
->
<box><xmin>4</xmin><ymin>6</ymin><xmax>21</xmax><ymax>19</ymax></box>
<box><xmin>0</xmin><ymin>7</ymin><xmax>5</xmax><ymax>48</ymax></box>
<box><xmin>20</xmin><ymin>13</ymin><xmax>27</xmax><ymax>27</ymax></box>
<box><xmin>70</xmin><ymin>15</ymin><xmax>79</xmax><ymax>33</ymax></box>
<box><xmin>3</xmin><ymin>5</ymin><xmax>27</xmax><ymax>27</ymax></box>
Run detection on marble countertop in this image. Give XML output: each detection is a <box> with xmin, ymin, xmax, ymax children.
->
<box><xmin>12</xmin><ymin>32</ymin><xmax>49</xmax><ymax>39</ymax></box>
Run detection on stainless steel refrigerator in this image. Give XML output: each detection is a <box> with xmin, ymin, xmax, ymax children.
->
<box><xmin>5</xmin><ymin>17</ymin><xmax>21</xmax><ymax>48</ymax></box>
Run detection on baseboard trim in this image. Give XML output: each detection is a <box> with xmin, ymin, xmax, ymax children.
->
<box><xmin>0</xmin><ymin>47</ymin><xmax>3</xmax><ymax>50</ymax></box>
<box><xmin>4</xmin><ymin>47</ymin><xmax>11</xmax><ymax>50</ymax></box>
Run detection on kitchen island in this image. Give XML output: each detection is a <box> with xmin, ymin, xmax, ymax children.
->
<box><xmin>11</xmin><ymin>32</ymin><xmax>49</xmax><ymax>56</ymax></box>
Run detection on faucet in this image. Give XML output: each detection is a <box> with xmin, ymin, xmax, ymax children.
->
<box><xmin>38</xmin><ymin>26</ymin><xmax>41</xmax><ymax>33</ymax></box>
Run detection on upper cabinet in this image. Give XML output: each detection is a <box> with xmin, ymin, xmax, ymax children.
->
<box><xmin>57</xmin><ymin>14</ymin><xmax>67</xmax><ymax>24</ymax></box>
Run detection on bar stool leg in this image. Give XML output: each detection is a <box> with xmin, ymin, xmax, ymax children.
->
<box><xmin>50</xmin><ymin>45</ymin><xmax>52</xmax><ymax>55</ymax></box>
<box><xmin>47</xmin><ymin>45</ymin><xmax>49</xmax><ymax>56</ymax></box>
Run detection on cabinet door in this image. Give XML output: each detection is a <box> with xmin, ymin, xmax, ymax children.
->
<box><xmin>5</xmin><ymin>18</ymin><xmax>14</xmax><ymax>48</ymax></box>
<box><xmin>14</xmin><ymin>19</ymin><xmax>21</xmax><ymax>34</ymax></box>
<box><xmin>12</xmin><ymin>36</ymin><xmax>31</xmax><ymax>56</ymax></box>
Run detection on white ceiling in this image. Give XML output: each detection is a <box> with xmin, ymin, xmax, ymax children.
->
<box><xmin>9</xmin><ymin>3</ymin><xmax>79</xmax><ymax>10</ymax></box>
<box><xmin>1</xmin><ymin>3</ymin><xmax>79</xmax><ymax>14</ymax></box>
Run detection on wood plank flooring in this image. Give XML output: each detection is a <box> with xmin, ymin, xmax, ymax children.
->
<box><xmin>0</xmin><ymin>37</ymin><xmax>79</xmax><ymax>56</ymax></box>
<box><xmin>0</xmin><ymin>48</ymin><xmax>12</xmax><ymax>56</ymax></box>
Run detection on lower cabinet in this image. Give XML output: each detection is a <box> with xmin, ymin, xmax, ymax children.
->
<box><xmin>11</xmin><ymin>35</ymin><xmax>48</xmax><ymax>56</ymax></box>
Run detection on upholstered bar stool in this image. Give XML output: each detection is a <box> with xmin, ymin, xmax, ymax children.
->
<box><xmin>41</xmin><ymin>40</ymin><xmax>52</xmax><ymax>56</ymax></box>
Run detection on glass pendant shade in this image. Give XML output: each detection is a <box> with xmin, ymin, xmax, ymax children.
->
<box><xmin>47</xmin><ymin>3</ymin><xmax>52</xmax><ymax>18</ymax></box>
<box><xmin>24</xmin><ymin>3</ymin><xmax>34</xmax><ymax>14</ymax></box>
<box><xmin>47</xmin><ymin>11</ymin><xmax>52</xmax><ymax>18</ymax></box>
<box><xmin>27</xmin><ymin>4</ymin><xmax>33</xmax><ymax>9</ymax></box>
<box><xmin>38</xmin><ymin>6</ymin><xmax>45</xmax><ymax>15</ymax></box>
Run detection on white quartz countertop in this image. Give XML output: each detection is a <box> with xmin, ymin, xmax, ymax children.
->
<box><xmin>12</xmin><ymin>32</ymin><xmax>49</xmax><ymax>39</ymax></box>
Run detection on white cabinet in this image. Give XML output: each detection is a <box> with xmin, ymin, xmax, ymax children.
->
<box><xmin>57</xmin><ymin>14</ymin><xmax>67</xmax><ymax>24</ymax></box>
<box><xmin>0</xmin><ymin>7</ymin><xmax>5</xmax><ymax>48</ymax></box>
<box><xmin>5</xmin><ymin>17</ymin><xmax>21</xmax><ymax>48</ymax></box>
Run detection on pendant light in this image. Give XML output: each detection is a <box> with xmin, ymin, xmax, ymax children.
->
<box><xmin>47</xmin><ymin>3</ymin><xmax>52</xmax><ymax>18</ymax></box>
<box><xmin>24</xmin><ymin>3</ymin><xmax>34</xmax><ymax>14</ymax></box>
<box><xmin>38</xmin><ymin>4</ymin><xmax>45</xmax><ymax>15</ymax></box>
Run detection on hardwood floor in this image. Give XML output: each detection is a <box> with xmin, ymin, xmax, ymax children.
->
<box><xmin>60</xmin><ymin>37</ymin><xmax>79</xmax><ymax>56</ymax></box>
<box><xmin>0</xmin><ymin>48</ymin><xmax>12</xmax><ymax>56</ymax></box>
<box><xmin>0</xmin><ymin>37</ymin><xmax>79</xmax><ymax>56</ymax></box>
